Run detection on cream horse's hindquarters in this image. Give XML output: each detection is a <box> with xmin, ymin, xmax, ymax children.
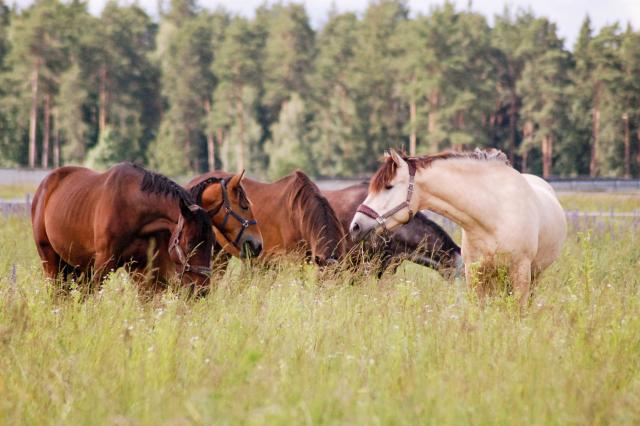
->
<box><xmin>522</xmin><ymin>174</ymin><xmax>567</xmax><ymax>273</ymax></box>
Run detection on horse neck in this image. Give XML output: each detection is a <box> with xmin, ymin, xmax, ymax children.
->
<box><xmin>415</xmin><ymin>160</ymin><xmax>502</xmax><ymax>230</ymax></box>
<box><xmin>287</xmin><ymin>178</ymin><xmax>344</xmax><ymax>252</ymax></box>
<box><xmin>141</xmin><ymin>191</ymin><xmax>182</xmax><ymax>225</ymax></box>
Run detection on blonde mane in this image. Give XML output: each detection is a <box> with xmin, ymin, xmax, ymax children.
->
<box><xmin>370</xmin><ymin>148</ymin><xmax>510</xmax><ymax>193</ymax></box>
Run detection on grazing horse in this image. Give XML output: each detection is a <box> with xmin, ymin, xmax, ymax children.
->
<box><xmin>186</xmin><ymin>172</ymin><xmax>263</xmax><ymax>259</ymax></box>
<box><xmin>323</xmin><ymin>182</ymin><xmax>462</xmax><ymax>278</ymax></box>
<box><xmin>187</xmin><ymin>170</ymin><xmax>345</xmax><ymax>267</ymax></box>
<box><xmin>350</xmin><ymin>149</ymin><xmax>566</xmax><ymax>306</ymax></box>
<box><xmin>31</xmin><ymin>163</ymin><xmax>214</xmax><ymax>292</ymax></box>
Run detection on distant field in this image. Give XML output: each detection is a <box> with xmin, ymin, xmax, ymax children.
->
<box><xmin>1</xmin><ymin>195</ymin><xmax>639</xmax><ymax>424</ymax></box>
<box><xmin>558</xmin><ymin>192</ymin><xmax>640</xmax><ymax>212</ymax></box>
<box><xmin>0</xmin><ymin>183</ymin><xmax>37</xmax><ymax>200</ymax></box>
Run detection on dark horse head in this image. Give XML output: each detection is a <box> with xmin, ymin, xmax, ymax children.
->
<box><xmin>139</xmin><ymin>166</ymin><xmax>214</xmax><ymax>291</ymax></box>
<box><xmin>289</xmin><ymin>171</ymin><xmax>346</xmax><ymax>266</ymax></box>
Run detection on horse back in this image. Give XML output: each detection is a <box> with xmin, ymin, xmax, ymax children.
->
<box><xmin>322</xmin><ymin>183</ymin><xmax>368</xmax><ymax>233</ymax></box>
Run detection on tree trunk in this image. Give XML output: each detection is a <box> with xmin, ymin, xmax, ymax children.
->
<box><xmin>28</xmin><ymin>63</ymin><xmax>40</xmax><ymax>168</ymax></box>
<box><xmin>636</xmin><ymin>127</ymin><xmax>640</xmax><ymax>175</ymax></box>
<box><xmin>203</xmin><ymin>99</ymin><xmax>215</xmax><ymax>171</ymax></box>
<box><xmin>623</xmin><ymin>112</ymin><xmax>630</xmax><ymax>178</ymax></box>
<box><xmin>236</xmin><ymin>95</ymin><xmax>245</xmax><ymax>172</ymax></box>
<box><xmin>53</xmin><ymin>124</ymin><xmax>60</xmax><ymax>168</ymax></box>
<box><xmin>41</xmin><ymin>92</ymin><xmax>51</xmax><ymax>169</ymax></box>
<box><xmin>508</xmin><ymin>95</ymin><xmax>518</xmax><ymax>163</ymax></box>
<box><xmin>427</xmin><ymin>90</ymin><xmax>439</xmax><ymax>151</ymax></box>
<box><xmin>590</xmin><ymin>85</ymin><xmax>601</xmax><ymax>177</ymax></box>
<box><xmin>409</xmin><ymin>97</ymin><xmax>417</xmax><ymax>156</ymax></box>
<box><xmin>542</xmin><ymin>133</ymin><xmax>553</xmax><ymax>179</ymax></box>
<box><xmin>220</xmin><ymin>128</ymin><xmax>229</xmax><ymax>171</ymax></box>
<box><xmin>99</xmin><ymin>64</ymin><xmax>108</xmax><ymax>136</ymax></box>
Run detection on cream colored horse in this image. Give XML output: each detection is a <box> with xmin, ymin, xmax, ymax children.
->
<box><xmin>349</xmin><ymin>149</ymin><xmax>566</xmax><ymax>306</ymax></box>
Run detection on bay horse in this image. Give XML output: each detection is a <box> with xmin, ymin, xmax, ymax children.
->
<box><xmin>186</xmin><ymin>171</ymin><xmax>263</xmax><ymax>260</ymax></box>
<box><xmin>350</xmin><ymin>149</ymin><xmax>566</xmax><ymax>307</ymax></box>
<box><xmin>187</xmin><ymin>170</ymin><xmax>345</xmax><ymax>268</ymax></box>
<box><xmin>322</xmin><ymin>182</ymin><xmax>462</xmax><ymax>279</ymax></box>
<box><xmin>31</xmin><ymin>163</ymin><xmax>215</xmax><ymax>292</ymax></box>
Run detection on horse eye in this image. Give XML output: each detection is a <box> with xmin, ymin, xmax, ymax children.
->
<box><xmin>385</xmin><ymin>185</ymin><xmax>394</xmax><ymax>190</ymax></box>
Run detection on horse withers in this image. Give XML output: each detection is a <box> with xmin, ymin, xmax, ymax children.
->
<box><xmin>31</xmin><ymin>163</ymin><xmax>214</xmax><ymax>293</ymax></box>
<box><xmin>350</xmin><ymin>149</ymin><xmax>566</xmax><ymax>307</ymax></box>
<box><xmin>323</xmin><ymin>182</ymin><xmax>462</xmax><ymax>279</ymax></box>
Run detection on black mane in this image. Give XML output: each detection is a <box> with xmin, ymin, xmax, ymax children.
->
<box><xmin>188</xmin><ymin>176</ymin><xmax>224</xmax><ymax>205</ymax></box>
<box><xmin>132</xmin><ymin>163</ymin><xmax>195</xmax><ymax>206</ymax></box>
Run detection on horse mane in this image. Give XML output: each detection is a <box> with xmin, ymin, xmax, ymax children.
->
<box><xmin>131</xmin><ymin>163</ymin><xmax>196</xmax><ymax>206</ymax></box>
<box><xmin>288</xmin><ymin>171</ymin><xmax>345</xmax><ymax>254</ymax></box>
<box><xmin>188</xmin><ymin>176</ymin><xmax>224</xmax><ymax>205</ymax></box>
<box><xmin>370</xmin><ymin>148</ymin><xmax>510</xmax><ymax>193</ymax></box>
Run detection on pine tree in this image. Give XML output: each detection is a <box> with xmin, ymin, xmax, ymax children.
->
<box><xmin>265</xmin><ymin>93</ymin><xmax>315</xmax><ymax>179</ymax></box>
<box><xmin>150</xmin><ymin>2</ymin><xmax>214</xmax><ymax>174</ymax></box>
<box><xmin>8</xmin><ymin>0</ymin><xmax>66</xmax><ymax>168</ymax></box>
<box><xmin>565</xmin><ymin>16</ymin><xmax>596</xmax><ymax>175</ymax></box>
<box><xmin>56</xmin><ymin>63</ymin><xmax>87</xmax><ymax>164</ymax></box>
<box><xmin>351</xmin><ymin>0</ymin><xmax>408</xmax><ymax>169</ymax></box>
<box><xmin>211</xmin><ymin>17</ymin><xmax>260</xmax><ymax>173</ymax></box>
<box><xmin>619</xmin><ymin>25</ymin><xmax>640</xmax><ymax>177</ymax></box>
<box><xmin>588</xmin><ymin>24</ymin><xmax>624</xmax><ymax>176</ymax></box>
<box><xmin>518</xmin><ymin>19</ymin><xmax>570</xmax><ymax>177</ymax></box>
<box><xmin>310</xmin><ymin>10</ymin><xmax>366</xmax><ymax>175</ymax></box>
<box><xmin>260</xmin><ymin>4</ymin><xmax>315</xmax><ymax>124</ymax></box>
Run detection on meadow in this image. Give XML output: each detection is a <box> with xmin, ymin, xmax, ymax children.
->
<box><xmin>1</xmin><ymin>193</ymin><xmax>639</xmax><ymax>425</ymax></box>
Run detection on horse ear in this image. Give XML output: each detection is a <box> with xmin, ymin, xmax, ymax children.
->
<box><xmin>228</xmin><ymin>172</ymin><xmax>244</xmax><ymax>189</ymax></box>
<box><xmin>388</xmin><ymin>148</ymin><xmax>404</xmax><ymax>166</ymax></box>
<box><xmin>179</xmin><ymin>199</ymin><xmax>195</xmax><ymax>218</ymax></box>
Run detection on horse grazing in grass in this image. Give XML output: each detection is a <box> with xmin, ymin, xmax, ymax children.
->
<box><xmin>350</xmin><ymin>149</ymin><xmax>566</xmax><ymax>307</ymax></box>
<box><xmin>187</xmin><ymin>170</ymin><xmax>345</xmax><ymax>267</ymax></box>
<box><xmin>32</xmin><ymin>163</ymin><xmax>215</xmax><ymax>293</ymax></box>
<box><xmin>186</xmin><ymin>172</ymin><xmax>263</xmax><ymax>259</ymax></box>
<box><xmin>323</xmin><ymin>182</ymin><xmax>462</xmax><ymax>279</ymax></box>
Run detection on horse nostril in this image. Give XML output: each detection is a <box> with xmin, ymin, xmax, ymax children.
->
<box><xmin>253</xmin><ymin>242</ymin><xmax>262</xmax><ymax>256</ymax></box>
<box><xmin>351</xmin><ymin>223</ymin><xmax>360</xmax><ymax>234</ymax></box>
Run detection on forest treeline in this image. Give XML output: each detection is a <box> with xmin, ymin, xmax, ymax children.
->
<box><xmin>0</xmin><ymin>0</ymin><xmax>639</xmax><ymax>178</ymax></box>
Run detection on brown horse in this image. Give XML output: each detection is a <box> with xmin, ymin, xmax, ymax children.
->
<box><xmin>323</xmin><ymin>182</ymin><xmax>463</xmax><ymax>279</ymax></box>
<box><xmin>186</xmin><ymin>172</ymin><xmax>263</xmax><ymax>259</ymax></box>
<box><xmin>31</xmin><ymin>163</ymin><xmax>218</xmax><ymax>292</ymax></box>
<box><xmin>187</xmin><ymin>170</ymin><xmax>345</xmax><ymax>267</ymax></box>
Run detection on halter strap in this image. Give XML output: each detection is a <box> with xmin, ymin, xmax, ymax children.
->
<box><xmin>168</xmin><ymin>208</ymin><xmax>212</xmax><ymax>278</ymax></box>
<box><xmin>356</xmin><ymin>162</ymin><xmax>416</xmax><ymax>233</ymax></box>
<box><xmin>206</xmin><ymin>178</ymin><xmax>258</xmax><ymax>249</ymax></box>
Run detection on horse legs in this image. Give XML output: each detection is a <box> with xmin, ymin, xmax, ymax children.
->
<box><xmin>92</xmin><ymin>251</ymin><xmax>117</xmax><ymax>290</ymax></box>
<box><xmin>36</xmin><ymin>240</ymin><xmax>62</xmax><ymax>280</ymax></box>
<box><xmin>510</xmin><ymin>260</ymin><xmax>532</xmax><ymax>308</ymax></box>
<box><xmin>465</xmin><ymin>262</ymin><xmax>488</xmax><ymax>304</ymax></box>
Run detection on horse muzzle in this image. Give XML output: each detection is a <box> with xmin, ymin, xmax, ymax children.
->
<box><xmin>349</xmin><ymin>216</ymin><xmax>376</xmax><ymax>242</ymax></box>
<box><xmin>240</xmin><ymin>236</ymin><xmax>262</xmax><ymax>259</ymax></box>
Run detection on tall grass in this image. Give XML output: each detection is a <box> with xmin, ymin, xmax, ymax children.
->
<box><xmin>1</xmin><ymin>214</ymin><xmax>639</xmax><ymax>425</ymax></box>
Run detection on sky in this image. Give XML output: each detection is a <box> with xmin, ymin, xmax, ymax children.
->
<box><xmin>15</xmin><ymin>0</ymin><xmax>640</xmax><ymax>49</ymax></box>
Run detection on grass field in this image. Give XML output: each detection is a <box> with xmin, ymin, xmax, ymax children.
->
<box><xmin>1</xmin><ymin>195</ymin><xmax>640</xmax><ymax>425</ymax></box>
